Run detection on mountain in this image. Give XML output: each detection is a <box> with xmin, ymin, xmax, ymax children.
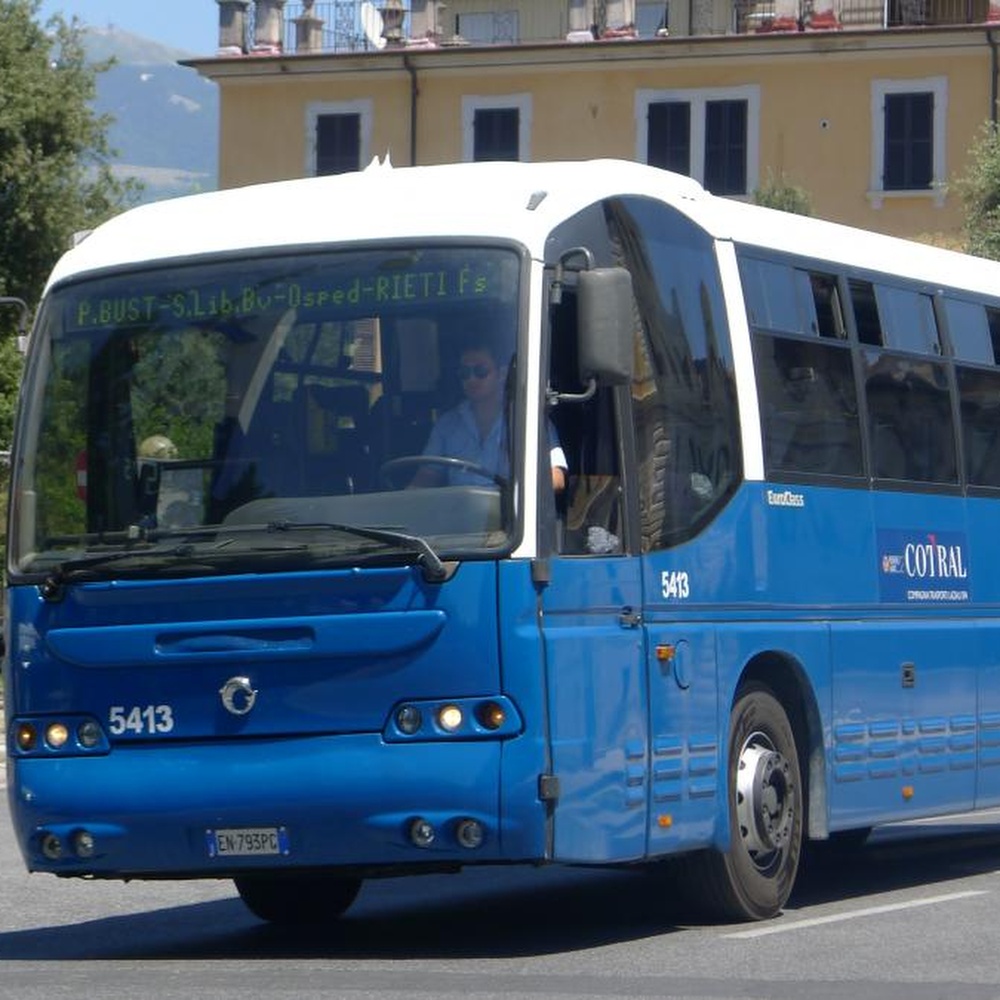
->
<box><xmin>82</xmin><ymin>27</ymin><xmax>218</xmax><ymax>204</ymax></box>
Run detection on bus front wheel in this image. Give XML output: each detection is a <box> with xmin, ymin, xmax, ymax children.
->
<box><xmin>688</xmin><ymin>684</ymin><xmax>803</xmax><ymax>921</ymax></box>
<box><xmin>234</xmin><ymin>873</ymin><xmax>362</xmax><ymax>924</ymax></box>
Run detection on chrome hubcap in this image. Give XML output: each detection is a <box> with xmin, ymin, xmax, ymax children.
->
<box><xmin>735</xmin><ymin>731</ymin><xmax>794</xmax><ymax>869</ymax></box>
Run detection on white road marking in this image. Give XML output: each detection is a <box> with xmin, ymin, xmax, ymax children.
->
<box><xmin>723</xmin><ymin>890</ymin><xmax>988</xmax><ymax>939</ymax></box>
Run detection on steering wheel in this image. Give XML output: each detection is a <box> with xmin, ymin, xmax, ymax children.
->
<box><xmin>379</xmin><ymin>455</ymin><xmax>507</xmax><ymax>489</ymax></box>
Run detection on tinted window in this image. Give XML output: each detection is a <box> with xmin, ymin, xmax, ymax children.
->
<box><xmin>849</xmin><ymin>280</ymin><xmax>882</xmax><ymax>346</ymax></box>
<box><xmin>958</xmin><ymin>366</ymin><xmax>1000</xmax><ymax>487</ymax></box>
<box><xmin>754</xmin><ymin>334</ymin><xmax>863</xmax><ymax>478</ymax></box>
<box><xmin>884</xmin><ymin>92</ymin><xmax>933</xmax><ymax>191</ymax></box>
<box><xmin>647</xmin><ymin>102</ymin><xmax>691</xmax><ymax>176</ymax></box>
<box><xmin>864</xmin><ymin>352</ymin><xmax>956</xmax><ymax>483</ymax></box>
<box><xmin>606</xmin><ymin>196</ymin><xmax>741</xmax><ymax>550</ymax></box>
<box><xmin>943</xmin><ymin>298</ymin><xmax>993</xmax><ymax>365</ymax></box>
<box><xmin>473</xmin><ymin>108</ymin><xmax>519</xmax><ymax>161</ymax></box>
<box><xmin>741</xmin><ymin>258</ymin><xmax>842</xmax><ymax>339</ymax></box>
<box><xmin>316</xmin><ymin>114</ymin><xmax>360</xmax><ymax>175</ymax></box>
<box><xmin>875</xmin><ymin>285</ymin><xmax>939</xmax><ymax>354</ymax></box>
<box><xmin>704</xmin><ymin>99</ymin><xmax>747</xmax><ymax>196</ymax></box>
<box><xmin>741</xmin><ymin>258</ymin><xmax>806</xmax><ymax>334</ymax></box>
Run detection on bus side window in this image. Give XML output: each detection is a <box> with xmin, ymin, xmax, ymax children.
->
<box><xmin>865</xmin><ymin>352</ymin><xmax>957</xmax><ymax>484</ymax></box>
<box><xmin>754</xmin><ymin>333</ymin><xmax>862</xmax><ymax>478</ymax></box>
<box><xmin>744</xmin><ymin>258</ymin><xmax>861</xmax><ymax>479</ymax></box>
<box><xmin>861</xmin><ymin>283</ymin><xmax>956</xmax><ymax>485</ymax></box>
<box><xmin>808</xmin><ymin>271</ymin><xmax>847</xmax><ymax>340</ymax></box>
<box><xmin>849</xmin><ymin>279</ymin><xmax>883</xmax><ymax>346</ymax></box>
<box><xmin>561</xmin><ymin>387</ymin><xmax>624</xmax><ymax>555</ymax></box>
<box><xmin>548</xmin><ymin>286</ymin><xmax>624</xmax><ymax>556</ymax></box>
<box><xmin>954</xmin><ymin>303</ymin><xmax>1000</xmax><ymax>489</ymax></box>
<box><xmin>605</xmin><ymin>195</ymin><xmax>741</xmax><ymax>551</ymax></box>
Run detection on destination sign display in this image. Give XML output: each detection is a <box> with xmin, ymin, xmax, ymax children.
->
<box><xmin>63</xmin><ymin>255</ymin><xmax>513</xmax><ymax>332</ymax></box>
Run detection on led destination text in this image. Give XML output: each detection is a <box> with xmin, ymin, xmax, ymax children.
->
<box><xmin>70</xmin><ymin>267</ymin><xmax>491</xmax><ymax>330</ymax></box>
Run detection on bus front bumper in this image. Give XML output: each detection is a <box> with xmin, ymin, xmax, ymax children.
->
<box><xmin>7</xmin><ymin>733</ymin><xmax>541</xmax><ymax>877</ymax></box>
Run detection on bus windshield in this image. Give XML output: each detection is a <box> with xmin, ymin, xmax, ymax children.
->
<box><xmin>11</xmin><ymin>245</ymin><xmax>522</xmax><ymax>578</ymax></box>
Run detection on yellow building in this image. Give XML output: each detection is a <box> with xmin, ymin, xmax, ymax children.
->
<box><xmin>190</xmin><ymin>0</ymin><xmax>1000</xmax><ymax>245</ymax></box>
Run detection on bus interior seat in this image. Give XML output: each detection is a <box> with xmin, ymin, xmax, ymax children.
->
<box><xmin>967</xmin><ymin>423</ymin><xmax>1000</xmax><ymax>487</ymax></box>
<box><xmin>240</xmin><ymin>393</ymin><xmax>306</xmax><ymax>495</ymax></box>
<box><xmin>208</xmin><ymin>392</ymin><xmax>305</xmax><ymax>516</ymax></box>
<box><xmin>871</xmin><ymin>419</ymin><xmax>908</xmax><ymax>480</ymax></box>
<box><xmin>304</xmin><ymin>383</ymin><xmax>373</xmax><ymax>494</ymax></box>
<box><xmin>370</xmin><ymin>391</ymin><xmax>438</xmax><ymax>470</ymax></box>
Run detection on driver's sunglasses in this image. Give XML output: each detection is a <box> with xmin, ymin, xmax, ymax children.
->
<box><xmin>458</xmin><ymin>363</ymin><xmax>493</xmax><ymax>380</ymax></box>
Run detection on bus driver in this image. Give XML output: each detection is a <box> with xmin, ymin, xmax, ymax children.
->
<box><xmin>410</xmin><ymin>340</ymin><xmax>567</xmax><ymax>491</ymax></box>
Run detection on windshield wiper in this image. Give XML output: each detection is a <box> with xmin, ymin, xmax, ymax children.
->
<box><xmin>267</xmin><ymin>521</ymin><xmax>449</xmax><ymax>583</ymax></box>
<box><xmin>37</xmin><ymin>520</ymin><xmax>449</xmax><ymax>600</ymax></box>
<box><xmin>39</xmin><ymin>540</ymin><xmax>208</xmax><ymax>601</ymax></box>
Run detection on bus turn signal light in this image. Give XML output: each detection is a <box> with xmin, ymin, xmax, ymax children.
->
<box><xmin>15</xmin><ymin>723</ymin><xmax>37</xmax><ymax>752</ymax></box>
<box><xmin>383</xmin><ymin>696</ymin><xmax>523</xmax><ymax>742</ymax></box>
<box><xmin>476</xmin><ymin>701</ymin><xmax>506</xmax><ymax>730</ymax></box>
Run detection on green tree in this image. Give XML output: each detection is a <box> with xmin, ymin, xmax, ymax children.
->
<box><xmin>0</xmin><ymin>1</ymin><xmax>136</xmax><ymax>310</ymax></box>
<box><xmin>0</xmin><ymin>1</ymin><xmax>137</xmax><ymax>563</ymax></box>
<box><xmin>753</xmin><ymin>170</ymin><xmax>813</xmax><ymax>216</ymax></box>
<box><xmin>955</xmin><ymin>121</ymin><xmax>1000</xmax><ymax>261</ymax></box>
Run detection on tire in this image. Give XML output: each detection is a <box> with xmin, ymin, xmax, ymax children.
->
<box><xmin>234</xmin><ymin>872</ymin><xmax>362</xmax><ymax>924</ymax></box>
<box><xmin>680</xmin><ymin>684</ymin><xmax>803</xmax><ymax>922</ymax></box>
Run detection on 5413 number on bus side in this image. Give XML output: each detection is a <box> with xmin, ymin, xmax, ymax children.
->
<box><xmin>108</xmin><ymin>704</ymin><xmax>175</xmax><ymax>735</ymax></box>
<box><xmin>661</xmin><ymin>571</ymin><xmax>690</xmax><ymax>600</ymax></box>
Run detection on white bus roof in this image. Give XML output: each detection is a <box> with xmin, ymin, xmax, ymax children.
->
<box><xmin>45</xmin><ymin>158</ymin><xmax>1000</xmax><ymax>299</ymax></box>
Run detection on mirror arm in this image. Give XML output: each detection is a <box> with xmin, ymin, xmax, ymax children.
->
<box><xmin>547</xmin><ymin>379</ymin><xmax>596</xmax><ymax>408</ymax></box>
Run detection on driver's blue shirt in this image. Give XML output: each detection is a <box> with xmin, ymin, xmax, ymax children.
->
<box><xmin>422</xmin><ymin>401</ymin><xmax>508</xmax><ymax>485</ymax></box>
<box><xmin>422</xmin><ymin>401</ymin><xmax>566</xmax><ymax>486</ymax></box>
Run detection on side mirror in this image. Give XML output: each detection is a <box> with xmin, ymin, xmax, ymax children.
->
<box><xmin>577</xmin><ymin>268</ymin><xmax>634</xmax><ymax>385</ymax></box>
<box><xmin>0</xmin><ymin>296</ymin><xmax>30</xmax><ymax>353</ymax></box>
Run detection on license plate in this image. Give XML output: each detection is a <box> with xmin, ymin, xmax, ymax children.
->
<box><xmin>206</xmin><ymin>826</ymin><xmax>290</xmax><ymax>858</ymax></box>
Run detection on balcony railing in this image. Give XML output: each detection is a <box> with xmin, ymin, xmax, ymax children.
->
<box><xmin>233</xmin><ymin>0</ymin><xmax>1000</xmax><ymax>56</ymax></box>
<box><xmin>737</xmin><ymin>0</ymin><xmax>997</xmax><ymax>31</ymax></box>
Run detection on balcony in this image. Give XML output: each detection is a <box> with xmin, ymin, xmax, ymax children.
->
<box><xmin>221</xmin><ymin>0</ymin><xmax>1000</xmax><ymax>56</ymax></box>
<box><xmin>737</xmin><ymin>0</ymin><xmax>998</xmax><ymax>30</ymax></box>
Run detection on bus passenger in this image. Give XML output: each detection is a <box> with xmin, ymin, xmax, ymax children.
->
<box><xmin>410</xmin><ymin>341</ymin><xmax>567</xmax><ymax>491</ymax></box>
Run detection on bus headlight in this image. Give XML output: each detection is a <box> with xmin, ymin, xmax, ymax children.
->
<box><xmin>437</xmin><ymin>704</ymin><xmax>463</xmax><ymax>732</ymax></box>
<box><xmin>383</xmin><ymin>697</ymin><xmax>522</xmax><ymax>742</ymax></box>
<box><xmin>395</xmin><ymin>704</ymin><xmax>423</xmax><ymax>735</ymax></box>
<box><xmin>77</xmin><ymin>720</ymin><xmax>103</xmax><ymax>749</ymax></box>
<box><xmin>10</xmin><ymin>715</ymin><xmax>108</xmax><ymax>756</ymax></box>
<box><xmin>45</xmin><ymin>723</ymin><xmax>70</xmax><ymax>749</ymax></box>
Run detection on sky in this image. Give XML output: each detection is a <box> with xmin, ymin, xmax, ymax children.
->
<box><xmin>37</xmin><ymin>0</ymin><xmax>219</xmax><ymax>54</ymax></box>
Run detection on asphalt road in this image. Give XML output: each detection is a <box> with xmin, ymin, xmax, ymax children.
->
<box><xmin>0</xmin><ymin>783</ymin><xmax>998</xmax><ymax>1000</ymax></box>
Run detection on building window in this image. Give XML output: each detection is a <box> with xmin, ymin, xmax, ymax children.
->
<box><xmin>636</xmin><ymin>86</ymin><xmax>760</xmax><ymax>197</ymax></box>
<box><xmin>462</xmin><ymin>94</ymin><xmax>531</xmax><ymax>162</ymax></box>
<box><xmin>456</xmin><ymin>11</ymin><xmax>519</xmax><ymax>43</ymax></box>
<box><xmin>305</xmin><ymin>100</ymin><xmax>372</xmax><ymax>176</ymax></box>
<box><xmin>637</xmin><ymin>1</ymin><xmax>669</xmax><ymax>35</ymax></box>
<box><xmin>316</xmin><ymin>115</ymin><xmax>360</xmax><ymax>175</ymax></box>
<box><xmin>474</xmin><ymin>108</ymin><xmax>519</xmax><ymax>160</ymax></box>
<box><xmin>870</xmin><ymin>77</ymin><xmax>946</xmax><ymax>207</ymax></box>
<box><xmin>704</xmin><ymin>100</ymin><xmax>747</xmax><ymax>196</ymax></box>
<box><xmin>647</xmin><ymin>102</ymin><xmax>690</xmax><ymax>176</ymax></box>
<box><xmin>883</xmin><ymin>92</ymin><xmax>932</xmax><ymax>190</ymax></box>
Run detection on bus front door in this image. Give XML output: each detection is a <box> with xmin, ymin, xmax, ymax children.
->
<box><xmin>540</xmin><ymin>547</ymin><xmax>647</xmax><ymax>863</ymax></box>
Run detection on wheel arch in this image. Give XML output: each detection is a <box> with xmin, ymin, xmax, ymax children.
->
<box><xmin>733</xmin><ymin>651</ymin><xmax>829</xmax><ymax>842</ymax></box>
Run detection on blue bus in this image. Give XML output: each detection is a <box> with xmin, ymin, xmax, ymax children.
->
<box><xmin>7</xmin><ymin>158</ymin><xmax>1000</xmax><ymax>924</ymax></box>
